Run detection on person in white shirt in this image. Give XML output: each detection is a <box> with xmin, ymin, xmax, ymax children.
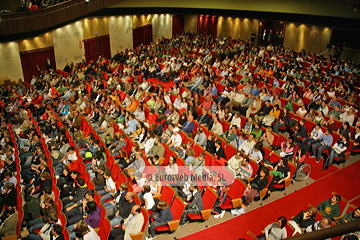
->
<box><xmin>61</xmin><ymin>146</ymin><xmax>78</xmax><ymax>165</ymax></box>
<box><xmin>167</xmin><ymin>128</ymin><xmax>182</xmax><ymax>150</ymax></box>
<box><xmin>302</xmin><ymin>124</ymin><xmax>323</xmax><ymax>154</ymax></box>
<box><xmin>229</xmin><ymin>112</ymin><xmax>242</xmax><ymax>129</ymax></box>
<box><xmin>142</xmin><ymin>185</ymin><xmax>156</xmax><ymax>211</ymax></box>
<box><xmin>98</xmin><ymin>169</ymin><xmax>116</xmax><ymax>204</ymax></box>
<box><xmin>339</xmin><ymin>109</ymin><xmax>355</xmax><ymax>125</ymax></box>
<box><xmin>211</xmin><ymin>117</ymin><xmax>223</xmax><ymax>135</ymax></box>
<box><xmin>238</xmin><ymin>134</ymin><xmax>256</xmax><ymax>154</ymax></box>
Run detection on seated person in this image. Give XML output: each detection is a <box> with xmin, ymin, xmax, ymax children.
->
<box><xmin>73</xmin><ymin>220</ymin><xmax>100</xmax><ymax>240</ymax></box>
<box><xmin>109</xmin><ymin>205</ymin><xmax>144</xmax><ymax>240</ymax></box>
<box><xmin>0</xmin><ymin>206</ymin><xmax>18</xmax><ymax>238</ymax></box>
<box><xmin>242</xmin><ymin>167</ymin><xmax>269</xmax><ymax>206</ymax></box>
<box><xmin>262</xmin><ymin>158</ymin><xmax>291</xmax><ymax>200</ymax></box>
<box><xmin>305</xmin><ymin>217</ymin><xmax>331</xmax><ymax>239</ymax></box>
<box><xmin>339</xmin><ymin>207</ymin><xmax>360</xmax><ymax>223</ymax></box>
<box><xmin>317</xmin><ymin>194</ymin><xmax>341</xmax><ymax>220</ymax></box>
<box><xmin>146</xmin><ymin>201</ymin><xmax>173</xmax><ymax>240</ymax></box>
<box><xmin>107</xmin><ymin>192</ymin><xmax>136</xmax><ymax>228</ymax></box>
<box><xmin>292</xmin><ymin>207</ymin><xmax>317</xmax><ymax>232</ymax></box>
<box><xmin>259</xmin><ymin>216</ymin><xmax>287</xmax><ymax>240</ymax></box>
<box><xmin>179</xmin><ymin>185</ymin><xmax>204</xmax><ymax>226</ymax></box>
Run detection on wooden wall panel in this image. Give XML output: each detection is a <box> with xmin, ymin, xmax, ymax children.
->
<box><xmin>218</xmin><ymin>17</ymin><xmax>258</xmax><ymax>40</ymax></box>
<box><xmin>83</xmin><ymin>17</ymin><xmax>110</xmax><ymax>40</ymax></box>
<box><xmin>283</xmin><ymin>23</ymin><xmax>331</xmax><ymax>54</ymax></box>
<box><xmin>132</xmin><ymin>15</ymin><xmax>153</xmax><ymax>28</ymax></box>
<box><xmin>184</xmin><ymin>14</ymin><xmax>197</xmax><ymax>33</ymax></box>
<box><xmin>18</xmin><ymin>32</ymin><xmax>53</xmax><ymax>52</ymax></box>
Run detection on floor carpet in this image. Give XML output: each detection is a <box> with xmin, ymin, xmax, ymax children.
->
<box><xmin>349</xmin><ymin>195</ymin><xmax>360</xmax><ymax>207</ymax></box>
<box><xmin>180</xmin><ymin>160</ymin><xmax>360</xmax><ymax>240</ymax></box>
<box><xmin>305</xmin><ymin>155</ymin><xmax>339</xmax><ymax>180</ymax></box>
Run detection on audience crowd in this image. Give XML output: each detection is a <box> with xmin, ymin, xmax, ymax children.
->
<box><xmin>0</xmin><ymin>31</ymin><xmax>359</xmax><ymax>240</ymax></box>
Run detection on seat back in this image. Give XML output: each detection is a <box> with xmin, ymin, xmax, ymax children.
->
<box><xmin>249</xmin><ymin>160</ymin><xmax>260</xmax><ymax>178</ymax></box>
<box><xmin>97</xmin><ymin>218</ymin><xmax>111</xmax><ymax>239</ymax></box>
<box><xmin>332</xmin><ymin>192</ymin><xmax>348</xmax><ymax>215</ymax></box>
<box><xmin>160</xmin><ymin>186</ymin><xmax>176</xmax><ymax>205</ymax></box>
<box><xmin>140</xmin><ymin>207</ymin><xmax>150</xmax><ymax>231</ymax></box>
<box><xmin>224</xmin><ymin>144</ymin><xmax>237</xmax><ymax>161</ymax></box>
<box><xmin>202</xmin><ymin>187</ymin><xmax>218</xmax><ymax>210</ymax></box>
<box><xmin>170</xmin><ymin>196</ymin><xmax>186</xmax><ymax>221</ymax></box>
<box><xmin>227</xmin><ymin>178</ymin><xmax>246</xmax><ymax>201</ymax></box>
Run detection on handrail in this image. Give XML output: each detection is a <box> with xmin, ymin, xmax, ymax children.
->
<box><xmin>0</xmin><ymin>0</ymin><xmax>124</xmax><ymax>37</ymax></box>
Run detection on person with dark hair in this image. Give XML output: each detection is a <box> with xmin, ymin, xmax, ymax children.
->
<box><xmin>62</xmin><ymin>178</ymin><xmax>88</xmax><ymax>208</ymax></box>
<box><xmin>310</xmin><ymin>129</ymin><xmax>333</xmax><ymax>163</ymax></box>
<box><xmin>68</xmin><ymin>201</ymin><xmax>101</xmax><ymax>238</ymax></box>
<box><xmin>26</xmin><ymin>212</ymin><xmax>59</xmax><ymax>240</ymax></box>
<box><xmin>214</xmin><ymin>140</ymin><xmax>226</xmax><ymax>160</ymax></box>
<box><xmin>259</xmin><ymin>216</ymin><xmax>287</xmax><ymax>240</ymax></box>
<box><xmin>65</xmin><ymin>189</ymin><xmax>95</xmax><ymax>226</ymax></box>
<box><xmin>50</xmin><ymin>224</ymin><xmax>64</xmax><ymax>240</ymax></box>
<box><xmin>301</xmin><ymin>123</ymin><xmax>323</xmax><ymax>154</ymax></box>
<box><xmin>318</xmin><ymin>194</ymin><xmax>341</xmax><ymax>220</ymax></box>
<box><xmin>179</xmin><ymin>185</ymin><xmax>204</xmax><ymax>226</ymax></box>
<box><xmin>146</xmin><ymin>201</ymin><xmax>173</xmax><ymax>240</ymax></box>
<box><xmin>340</xmin><ymin>207</ymin><xmax>360</xmax><ymax>223</ymax></box>
<box><xmin>262</xmin><ymin>158</ymin><xmax>290</xmax><ymax>201</ymax></box>
<box><xmin>0</xmin><ymin>206</ymin><xmax>18</xmax><ymax>237</ymax></box>
<box><xmin>322</xmin><ymin>135</ymin><xmax>349</xmax><ymax>170</ymax></box>
<box><xmin>242</xmin><ymin>167</ymin><xmax>269</xmax><ymax>205</ymax></box>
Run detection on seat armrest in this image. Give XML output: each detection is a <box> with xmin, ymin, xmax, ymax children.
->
<box><xmin>130</xmin><ymin>232</ymin><xmax>144</xmax><ymax>240</ymax></box>
<box><xmin>167</xmin><ymin>220</ymin><xmax>180</xmax><ymax>231</ymax></box>
<box><xmin>2</xmin><ymin>235</ymin><xmax>17</xmax><ymax>240</ymax></box>
<box><xmin>231</xmin><ymin>198</ymin><xmax>241</xmax><ymax>208</ymax></box>
<box><xmin>200</xmin><ymin>209</ymin><xmax>212</xmax><ymax>220</ymax></box>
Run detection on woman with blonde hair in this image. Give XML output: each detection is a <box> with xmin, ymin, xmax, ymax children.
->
<box><xmin>292</xmin><ymin>206</ymin><xmax>317</xmax><ymax>232</ymax></box>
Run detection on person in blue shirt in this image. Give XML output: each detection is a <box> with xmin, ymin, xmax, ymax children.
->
<box><xmin>250</xmin><ymin>83</ymin><xmax>260</xmax><ymax>97</ymax></box>
<box><xmin>310</xmin><ymin>129</ymin><xmax>334</xmax><ymax>163</ymax></box>
<box><xmin>146</xmin><ymin>200</ymin><xmax>173</xmax><ymax>240</ymax></box>
<box><xmin>181</xmin><ymin>115</ymin><xmax>195</xmax><ymax>135</ymax></box>
<box><xmin>125</xmin><ymin>114</ymin><xmax>138</xmax><ymax>135</ymax></box>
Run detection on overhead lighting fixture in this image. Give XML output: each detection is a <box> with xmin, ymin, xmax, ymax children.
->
<box><xmin>85</xmin><ymin>0</ymin><xmax>89</xmax><ymax>3</ymax></box>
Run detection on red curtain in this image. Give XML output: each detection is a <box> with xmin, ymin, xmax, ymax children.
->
<box><xmin>197</xmin><ymin>15</ymin><xmax>218</xmax><ymax>36</ymax></box>
<box><xmin>133</xmin><ymin>24</ymin><xmax>153</xmax><ymax>49</ymax></box>
<box><xmin>20</xmin><ymin>47</ymin><xmax>56</xmax><ymax>83</ymax></box>
<box><xmin>99</xmin><ymin>35</ymin><xmax>111</xmax><ymax>60</ymax></box>
<box><xmin>83</xmin><ymin>34</ymin><xmax>111</xmax><ymax>63</ymax></box>
<box><xmin>172</xmin><ymin>15</ymin><xmax>185</xmax><ymax>37</ymax></box>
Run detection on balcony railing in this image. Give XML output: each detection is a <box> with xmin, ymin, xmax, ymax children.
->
<box><xmin>0</xmin><ymin>0</ymin><xmax>123</xmax><ymax>36</ymax></box>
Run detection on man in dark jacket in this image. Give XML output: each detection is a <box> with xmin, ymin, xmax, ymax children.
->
<box><xmin>50</xmin><ymin>224</ymin><xmax>64</xmax><ymax>240</ymax></box>
<box><xmin>108</xmin><ymin>191</ymin><xmax>136</xmax><ymax>228</ymax></box>
<box><xmin>62</xmin><ymin>178</ymin><xmax>88</xmax><ymax>209</ymax></box>
<box><xmin>0</xmin><ymin>183</ymin><xmax>17</xmax><ymax>210</ymax></box>
<box><xmin>179</xmin><ymin>185</ymin><xmax>204</xmax><ymax>226</ymax></box>
<box><xmin>293</xmin><ymin>119</ymin><xmax>308</xmax><ymax>143</ymax></box>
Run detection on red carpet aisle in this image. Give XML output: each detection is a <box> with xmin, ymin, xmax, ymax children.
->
<box><xmin>304</xmin><ymin>156</ymin><xmax>339</xmax><ymax>180</ymax></box>
<box><xmin>350</xmin><ymin>196</ymin><xmax>360</xmax><ymax>207</ymax></box>
<box><xmin>180</xmin><ymin>161</ymin><xmax>360</xmax><ymax>240</ymax></box>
